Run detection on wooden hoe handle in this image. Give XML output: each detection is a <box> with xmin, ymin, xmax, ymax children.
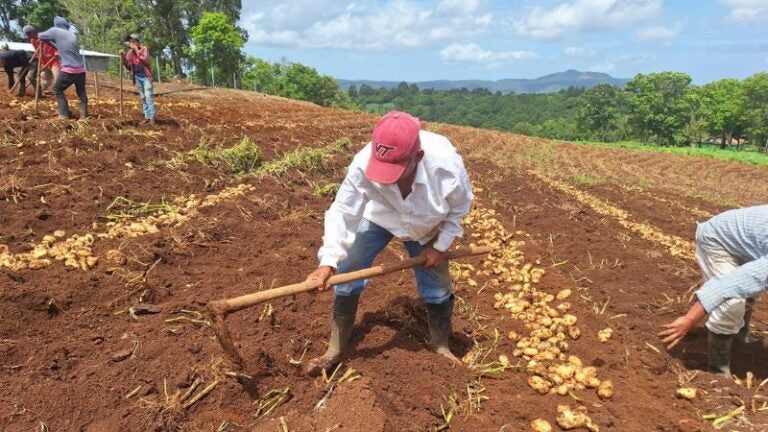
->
<box><xmin>208</xmin><ymin>245</ymin><xmax>491</xmax><ymax>317</ymax></box>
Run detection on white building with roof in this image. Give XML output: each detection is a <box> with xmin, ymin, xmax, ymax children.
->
<box><xmin>2</xmin><ymin>41</ymin><xmax>116</xmax><ymax>72</ymax></box>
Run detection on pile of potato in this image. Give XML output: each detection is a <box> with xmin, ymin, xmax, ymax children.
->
<box><xmin>97</xmin><ymin>212</ymin><xmax>189</xmax><ymax>240</ymax></box>
<box><xmin>531</xmin><ymin>172</ymin><xmax>694</xmax><ymax>259</ymax></box>
<box><xmin>555</xmin><ymin>405</ymin><xmax>600</xmax><ymax>432</ymax></box>
<box><xmin>198</xmin><ymin>184</ymin><xmax>255</xmax><ymax>208</ymax></box>
<box><xmin>2</xmin><ymin>184</ymin><xmax>256</xmax><ymax>272</ymax></box>
<box><xmin>463</xmin><ymin>203</ymin><xmax>611</xmax><ymax>430</ymax></box>
<box><xmin>0</xmin><ymin>230</ymin><xmax>97</xmax><ymax>271</ymax></box>
<box><xmin>531</xmin><ymin>405</ymin><xmax>600</xmax><ymax>432</ymax></box>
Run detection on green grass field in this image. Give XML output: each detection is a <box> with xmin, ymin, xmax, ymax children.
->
<box><xmin>572</xmin><ymin>140</ymin><xmax>768</xmax><ymax>166</ymax></box>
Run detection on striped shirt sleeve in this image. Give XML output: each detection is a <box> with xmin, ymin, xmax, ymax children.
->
<box><xmin>696</xmin><ymin>256</ymin><xmax>768</xmax><ymax>313</ymax></box>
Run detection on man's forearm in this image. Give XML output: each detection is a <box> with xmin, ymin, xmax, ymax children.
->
<box><xmin>685</xmin><ymin>300</ymin><xmax>707</xmax><ymax>324</ymax></box>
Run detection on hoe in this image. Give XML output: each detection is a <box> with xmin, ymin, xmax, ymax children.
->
<box><xmin>206</xmin><ymin>245</ymin><xmax>491</xmax><ymax>370</ymax></box>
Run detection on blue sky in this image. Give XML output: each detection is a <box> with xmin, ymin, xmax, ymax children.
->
<box><xmin>240</xmin><ymin>0</ymin><xmax>768</xmax><ymax>84</ymax></box>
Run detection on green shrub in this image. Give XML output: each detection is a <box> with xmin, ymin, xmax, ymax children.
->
<box><xmin>260</xmin><ymin>147</ymin><xmax>327</xmax><ymax>176</ymax></box>
<box><xmin>221</xmin><ymin>137</ymin><xmax>263</xmax><ymax>174</ymax></box>
<box><xmin>181</xmin><ymin>136</ymin><xmax>263</xmax><ymax>175</ymax></box>
<box><xmin>312</xmin><ymin>181</ymin><xmax>340</xmax><ymax>197</ymax></box>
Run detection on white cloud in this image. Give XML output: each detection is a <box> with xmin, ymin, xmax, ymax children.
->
<box><xmin>618</xmin><ymin>52</ymin><xmax>656</xmax><ymax>64</ymax></box>
<box><xmin>513</xmin><ymin>0</ymin><xmax>662</xmax><ymax>39</ymax></box>
<box><xmin>564</xmin><ymin>46</ymin><xmax>597</xmax><ymax>57</ymax></box>
<box><xmin>588</xmin><ymin>51</ymin><xmax>654</xmax><ymax>73</ymax></box>
<box><xmin>633</xmin><ymin>21</ymin><xmax>683</xmax><ymax>42</ymax></box>
<box><xmin>440</xmin><ymin>43</ymin><xmax>537</xmax><ymax>66</ymax></box>
<box><xmin>590</xmin><ymin>61</ymin><xmax>616</xmax><ymax>72</ymax></box>
<box><xmin>435</xmin><ymin>0</ymin><xmax>484</xmax><ymax>16</ymax></box>
<box><xmin>718</xmin><ymin>0</ymin><xmax>768</xmax><ymax>24</ymax></box>
<box><xmin>242</xmin><ymin>0</ymin><xmax>493</xmax><ymax>51</ymax></box>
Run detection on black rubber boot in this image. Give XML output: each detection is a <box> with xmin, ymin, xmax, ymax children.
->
<box><xmin>707</xmin><ymin>331</ymin><xmax>733</xmax><ymax>375</ymax></box>
<box><xmin>736</xmin><ymin>299</ymin><xmax>757</xmax><ymax>344</ymax></box>
<box><xmin>305</xmin><ymin>294</ymin><xmax>360</xmax><ymax>377</ymax></box>
<box><xmin>426</xmin><ymin>296</ymin><xmax>461</xmax><ymax>365</ymax></box>
<box><xmin>56</xmin><ymin>98</ymin><xmax>70</xmax><ymax>119</ymax></box>
<box><xmin>79</xmin><ymin>103</ymin><xmax>88</xmax><ymax>119</ymax></box>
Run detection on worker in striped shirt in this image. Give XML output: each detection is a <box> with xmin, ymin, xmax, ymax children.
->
<box><xmin>660</xmin><ymin>205</ymin><xmax>768</xmax><ymax>374</ymax></box>
<box><xmin>304</xmin><ymin>111</ymin><xmax>473</xmax><ymax>376</ymax></box>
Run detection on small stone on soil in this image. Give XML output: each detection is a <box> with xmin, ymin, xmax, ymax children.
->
<box><xmin>111</xmin><ymin>349</ymin><xmax>133</xmax><ymax>362</ymax></box>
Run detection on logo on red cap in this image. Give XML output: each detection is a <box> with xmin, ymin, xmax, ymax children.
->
<box><xmin>375</xmin><ymin>143</ymin><xmax>395</xmax><ymax>158</ymax></box>
<box><xmin>365</xmin><ymin>110</ymin><xmax>421</xmax><ymax>184</ymax></box>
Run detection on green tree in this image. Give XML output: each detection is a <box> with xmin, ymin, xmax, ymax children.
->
<box><xmin>512</xmin><ymin>122</ymin><xmax>539</xmax><ymax>136</ymax></box>
<box><xmin>61</xmin><ymin>0</ymin><xmax>137</xmax><ymax>53</ymax></box>
<box><xmin>241</xmin><ymin>56</ymin><xmax>349</xmax><ymax>108</ymax></box>
<box><xmin>0</xmin><ymin>0</ymin><xmax>24</xmax><ymax>40</ymax></box>
<box><xmin>679</xmin><ymin>86</ymin><xmax>708</xmax><ymax>145</ymax></box>
<box><xmin>190</xmin><ymin>0</ymin><xmax>241</xmax><ymax>25</ymax></box>
<box><xmin>625</xmin><ymin>72</ymin><xmax>692</xmax><ymax>145</ymax></box>
<box><xmin>576</xmin><ymin>83</ymin><xmax>629</xmax><ymax>141</ymax></box>
<box><xmin>358</xmin><ymin>84</ymin><xmax>374</xmax><ymax>97</ymax></box>
<box><xmin>282</xmin><ymin>62</ymin><xmax>344</xmax><ymax>107</ymax></box>
<box><xmin>135</xmin><ymin>0</ymin><xmax>186</xmax><ymax>76</ymax></box>
<box><xmin>187</xmin><ymin>11</ymin><xmax>244</xmax><ymax>87</ymax></box>
<box><xmin>242</xmin><ymin>57</ymin><xmax>282</xmax><ymax>93</ymax></box>
<box><xmin>133</xmin><ymin>0</ymin><xmax>242</xmax><ymax>78</ymax></box>
<box><xmin>743</xmin><ymin>73</ymin><xmax>768</xmax><ymax>149</ymax></box>
<box><xmin>699</xmin><ymin>79</ymin><xmax>745</xmax><ymax>146</ymax></box>
<box><xmin>26</xmin><ymin>0</ymin><xmax>67</xmax><ymax>31</ymax></box>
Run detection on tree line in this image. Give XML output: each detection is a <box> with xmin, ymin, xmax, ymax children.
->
<box><xmin>3</xmin><ymin>2</ymin><xmax>765</xmax><ymax>146</ymax></box>
<box><xmin>1</xmin><ymin>0</ymin><xmax>242</xmax><ymax>79</ymax></box>
<box><xmin>349</xmin><ymin>71</ymin><xmax>768</xmax><ymax>149</ymax></box>
<box><xmin>1</xmin><ymin>0</ymin><xmax>353</xmax><ymax>108</ymax></box>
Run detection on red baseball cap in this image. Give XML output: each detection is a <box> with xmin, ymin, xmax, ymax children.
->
<box><xmin>365</xmin><ymin>111</ymin><xmax>421</xmax><ymax>184</ymax></box>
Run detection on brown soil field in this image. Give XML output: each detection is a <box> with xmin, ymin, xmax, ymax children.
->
<box><xmin>1</xmin><ymin>77</ymin><xmax>768</xmax><ymax>432</ymax></box>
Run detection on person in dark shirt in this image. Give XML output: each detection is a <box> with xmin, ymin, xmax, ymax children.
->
<box><xmin>0</xmin><ymin>49</ymin><xmax>35</xmax><ymax>97</ymax></box>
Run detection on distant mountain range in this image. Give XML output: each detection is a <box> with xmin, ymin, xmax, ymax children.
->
<box><xmin>338</xmin><ymin>70</ymin><xmax>629</xmax><ymax>94</ymax></box>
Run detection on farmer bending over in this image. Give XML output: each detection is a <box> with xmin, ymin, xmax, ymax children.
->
<box><xmin>22</xmin><ymin>25</ymin><xmax>60</xmax><ymax>95</ymax></box>
<box><xmin>0</xmin><ymin>48</ymin><xmax>34</xmax><ymax>97</ymax></box>
<box><xmin>120</xmin><ymin>34</ymin><xmax>156</xmax><ymax>125</ymax></box>
<box><xmin>304</xmin><ymin>110</ymin><xmax>473</xmax><ymax>376</ymax></box>
<box><xmin>39</xmin><ymin>16</ymin><xmax>88</xmax><ymax>119</ymax></box>
<box><xmin>659</xmin><ymin>205</ymin><xmax>768</xmax><ymax>374</ymax></box>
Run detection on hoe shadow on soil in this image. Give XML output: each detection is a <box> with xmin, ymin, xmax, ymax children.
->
<box><xmin>109</xmin><ymin>118</ymin><xmax>181</xmax><ymax>129</ymax></box>
<box><xmin>670</xmin><ymin>327</ymin><xmax>768</xmax><ymax>379</ymax></box>
<box><xmin>346</xmin><ymin>296</ymin><xmax>473</xmax><ymax>362</ymax></box>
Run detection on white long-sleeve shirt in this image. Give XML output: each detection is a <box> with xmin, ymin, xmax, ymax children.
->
<box><xmin>318</xmin><ymin>130</ymin><xmax>473</xmax><ymax>268</ymax></box>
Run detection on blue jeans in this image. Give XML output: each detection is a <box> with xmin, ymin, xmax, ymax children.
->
<box><xmin>333</xmin><ymin>219</ymin><xmax>452</xmax><ymax>304</ymax></box>
<box><xmin>134</xmin><ymin>74</ymin><xmax>155</xmax><ymax>119</ymax></box>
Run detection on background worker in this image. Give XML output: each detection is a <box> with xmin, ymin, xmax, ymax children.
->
<box><xmin>22</xmin><ymin>25</ymin><xmax>60</xmax><ymax>95</ymax></box>
<box><xmin>304</xmin><ymin>110</ymin><xmax>473</xmax><ymax>376</ymax></box>
<box><xmin>659</xmin><ymin>205</ymin><xmax>768</xmax><ymax>374</ymax></box>
<box><xmin>0</xmin><ymin>48</ymin><xmax>34</xmax><ymax>97</ymax></box>
<box><xmin>39</xmin><ymin>16</ymin><xmax>88</xmax><ymax>119</ymax></box>
<box><xmin>120</xmin><ymin>33</ymin><xmax>156</xmax><ymax>125</ymax></box>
